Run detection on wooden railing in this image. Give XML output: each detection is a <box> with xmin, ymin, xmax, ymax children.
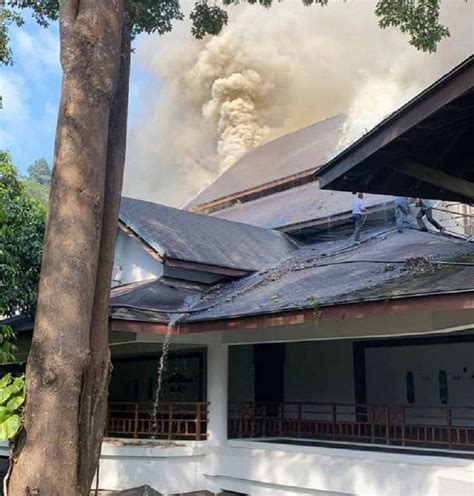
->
<box><xmin>106</xmin><ymin>402</ymin><xmax>209</xmax><ymax>440</ymax></box>
<box><xmin>228</xmin><ymin>402</ymin><xmax>474</xmax><ymax>450</ymax></box>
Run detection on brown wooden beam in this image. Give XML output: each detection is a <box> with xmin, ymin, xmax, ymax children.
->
<box><xmin>394</xmin><ymin>160</ymin><xmax>474</xmax><ymax>201</ymax></box>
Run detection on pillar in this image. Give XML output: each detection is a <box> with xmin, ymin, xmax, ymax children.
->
<box><xmin>207</xmin><ymin>343</ymin><xmax>229</xmax><ymax>446</ymax></box>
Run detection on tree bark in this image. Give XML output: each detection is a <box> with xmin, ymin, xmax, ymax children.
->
<box><xmin>8</xmin><ymin>1</ymin><xmax>126</xmax><ymax>495</ymax></box>
<box><xmin>77</xmin><ymin>12</ymin><xmax>133</xmax><ymax>494</ymax></box>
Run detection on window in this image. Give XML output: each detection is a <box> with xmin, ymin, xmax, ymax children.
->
<box><xmin>406</xmin><ymin>371</ymin><xmax>415</xmax><ymax>404</ymax></box>
<box><xmin>439</xmin><ymin>370</ymin><xmax>448</xmax><ymax>404</ymax></box>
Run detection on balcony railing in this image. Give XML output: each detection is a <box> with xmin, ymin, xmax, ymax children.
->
<box><xmin>106</xmin><ymin>401</ymin><xmax>209</xmax><ymax>441</ymax></box>
<box><xmin>228</xmin><ymin>402</ymin><xmax>474</xmax><ymax>450</ymax></box>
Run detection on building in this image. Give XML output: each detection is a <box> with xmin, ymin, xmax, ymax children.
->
<box><xmin>3</xmin><ymin>57</ymin><xmax>474</xmax><ymax>496</ymax></box>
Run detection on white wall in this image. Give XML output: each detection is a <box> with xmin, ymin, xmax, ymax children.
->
<box><xmin>113</xmin><ymin>230</ymin><xmax>163</xmax><ymax>285</ymax></box>
<box><xmin>365</xmin><ymin>342</ymin><xmax>474</xmax><ymax>406</ymax></box>
<box><xmin>2</xmin><ymin>441</ymin><xmax>474</xmax><ymax>496</ymax></box>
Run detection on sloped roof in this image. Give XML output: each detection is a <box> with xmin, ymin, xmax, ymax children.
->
<box><xmin>111</xmin><ymin>228</ymin><xmax>474</xmax><ymax>324</ymax></box>
<box><xmin>210</xmin><ymin>181</ymin><xmax>392</xmax><ymax>230</ymax></box>
<box><xmin>111</xmin><ymin>278</ymin><xmax>205</xmax><ymax>322</ymax></box>
<box><xmin>319</xmin><ymin>56</ymin><xmax>474</xmax><ymax>202</ymax></box>
<box><xmin>119</xmin><ymin>197</ymin><xmax>296</xmax><ymax>272</ymax></box>
<box><xmin>186</xmin><ymin>114</ymin><xmax>345</xmax><ymax>210</ymax></box>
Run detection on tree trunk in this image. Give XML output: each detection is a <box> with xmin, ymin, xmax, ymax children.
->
<box><xmin>8</xmin><ymin>1</ymin><xmax>126</xmax><ymax>495</ymax></box>
<box><xmin>77</xmin><ymin>12</ymin><xmax>133</xmax><ymax>494</ymax></box>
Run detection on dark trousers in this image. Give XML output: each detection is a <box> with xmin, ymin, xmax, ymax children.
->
<box><xmin>353</xmin><ymin>214</ymin><xmax>364</xmax><ymax>241</ymax></box>
<box><xmin>417</xmin><ymin>207</ymin><xmax>443</xmax><ymax>231</ymax></box>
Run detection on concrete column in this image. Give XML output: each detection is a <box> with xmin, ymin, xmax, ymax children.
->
<box><xmin>207</xmin><ymin>343</ymin><xmax>229</xmax><ymax>446</ymax></box>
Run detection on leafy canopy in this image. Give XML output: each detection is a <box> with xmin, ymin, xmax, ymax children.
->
<box><xmin>0</xmin><ymin>151</ymin><xmax>44</xmax><ymax>440</ymax></box>
<box><xmin>0</xmin><ymin>151</ymin><xmax>46</xmax><ymax>319</ymax></box>
<box><xmin>0</xmin><ymin>0</ymin><xmax>453</xmax><ymax>66</ymax></box>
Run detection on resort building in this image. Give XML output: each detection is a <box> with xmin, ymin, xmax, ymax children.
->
<box><xmin>3</xmin><ymin>56</ymin><xmax>473</xmax><ymax>496</ymax></box>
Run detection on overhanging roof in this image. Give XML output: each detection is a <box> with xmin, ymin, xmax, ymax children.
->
<box><xmin>111</xmin><ymin>228</ymin><xmax>474</xmax><ymax>329</ymax></box>
<box><xmin>318</xmin><ymin>56</ymin><xmax>474</xmax><ymax>202</ymax></box>
<box><xmin>119</xmin><ymin>197</ymin><xmax>297</xmax><ymax>273</ymax></box>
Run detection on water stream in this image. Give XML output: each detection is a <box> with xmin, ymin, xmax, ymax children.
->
<box><xmin>151</xmin><ymin>313</ymin><xmax>183</xmax><ymax>434</ymax></box>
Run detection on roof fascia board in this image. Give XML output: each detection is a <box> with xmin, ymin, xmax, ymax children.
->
<box><xmin>118</xmin><ymin>220</ymin><xmax>252</xmax><ymax>277</ymax></box>
<box><xmin>319</xmin><ymin>56</ymin><xmax>474</xmax><ymax>189</ymax></box>
<box><xmin>190</xmin><ymin>169</ymin><xmax>316</xmax><ymax>214</ymax></box>
<box><xmin>110</xmin><ymin>291</ymin><xmax>474</xmax><ymax>336</ymax></box>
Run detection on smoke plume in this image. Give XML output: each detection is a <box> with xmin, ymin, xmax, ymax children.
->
<box><xmin>125</xmin><ymin>0</ymin><xmax>473</xmax><ymax>206</ymax></box>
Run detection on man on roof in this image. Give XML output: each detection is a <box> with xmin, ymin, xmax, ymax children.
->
<box><xmin>394</xmin><ymin>196</ymin><xmax>417</xmax><ymax>233</ymax></box>
<box><xmin>415</xmin><ymin>198</ymin><xmax>445</xmax><ymax>233</ymax></box>
<box><xmin>352</xmin><ymin>192</ymin><xmax>367</xmax><ymax>242</ymax></box>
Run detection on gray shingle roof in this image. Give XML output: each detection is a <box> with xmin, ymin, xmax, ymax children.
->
<box><xmin>119</xmin><ymin>197</ymin><xmax>297</xmax><ymax>272</ymax></box>
<box><xmin>210</xmin><ymin>181</ymin><xmax>392</xmax><ymax>230</ymax></box>
<box><xmin>111</xmin><ymin>228</ymin><xmax>474</xmax><ymax>324</ymax></box>
<box><xmin>185</xmin><ymin>114</ymin><xmax>345</xmax><ymax>209</ymax></box>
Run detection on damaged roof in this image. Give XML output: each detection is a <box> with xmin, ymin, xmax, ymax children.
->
<box><xmin>119</xmin><ymin>197</ymin><xmax>297</xmax><ymax>272</ymax></box>
<box><xmin>111</xmin><ymin>228</ymin><xmax>474</xmax><ymax>325</ymax></box>
<box><xmin>210</xmin><ymin>181</ymin><xmax>392</xmax><ymax>230</ymax></box>
<box><xmin>186</xmin><ymin>114</ymin><xmax>345</xmax><ymax>210</ymax></box>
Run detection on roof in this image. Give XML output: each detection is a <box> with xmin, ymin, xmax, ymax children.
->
<box><xmin>186</xmin><ymin>114</ymin><xmax>345</xmax><ymax>211</ymax></box>
<box><xmin>318</xmin><ymin>56</ymin><xmax>474</xmax><ymax>202</ymax></box>
<box><xmin>210</xmin><ymin>181</ymin><xmax>392</xmax><ymax>230</ymax></box>
<box><xmin>119</xmin><ymin>197</ymin><xmax>297</xmax><ymax>273</ymax></box>
<box><xmin>111</xmin><ymin>228</ymin><xmax>474</xmax><ymax>325</ymax></box>
<box><xmin>111</xmin><ymin>278</ymin><xmax>205</xmax><ymax>321</ymax></box>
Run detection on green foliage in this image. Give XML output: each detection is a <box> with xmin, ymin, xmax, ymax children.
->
<box><xmin>0</xmin><ymin>151</ymin><xmax>46</xmax><ymax>318</ymax></box>
<box><xmin>27</xmin><ymin>158</ymin><xmax>51</xmax><ymax>186</ymax></box>
<box><xmin>0</xmin><ymin>6</ymin><xmax>23</xmax><ymax>65</ymax></box>
<box><xmin>0</xmin><ymin>373</ymin><xmax>25</xmax><ymax>440</ymax></box>
<box><xmin>1</xmin><ymin>0</ymin><xmax>454</xmax><ymax>66</ymax></box>
<box><xmin>190</xmin><ymin>0</ymin><xmax>228</xmax><ymax>39</ymax></box>
<box><xmin>22</xmin><ymin>179</ymin><xmax>50</xmax><ymax>206</ymax></box>
<box><xmin>0</xmin><ymin>151</ymin><xmax>43</xmax><ymax>440</ymax></box>
<box><xmin>376</xmin><ymin>0</ymin><xmax>449</xmax><ymax>53</ymax></box>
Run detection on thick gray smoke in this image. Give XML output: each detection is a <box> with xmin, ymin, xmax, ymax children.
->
<box><xmin>124</xmin><ymin>0</ymin><xmax>473</xmax><ymax>206</ymax></box>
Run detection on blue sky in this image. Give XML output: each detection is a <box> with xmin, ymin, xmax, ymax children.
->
<box><xmin>0</xmin><ymin>13</ymin><xmax>154</xmax><ymax>175</ymax></box>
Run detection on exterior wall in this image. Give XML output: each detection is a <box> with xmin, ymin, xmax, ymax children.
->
<box><xmin>113</xmin><ymin>230</ymin><xmax>163</xmax><ymax>285</ymax></box>
<box><xmin>75</xmin><ymin>441</ymin><xmax>474</xmax><ymax>496</ymax></box>
<box><xmin>365</xmin><ymin>342</ymin><xmax>474</xmax><ymax>406</ymax></box>
<box><xmin>285</xmin><ymin>341</ymin><xmax>354</xmax><ymax>403</ymax></box>
<box><xmin>205</xmin><ymin>441</ymin><xmax>474</xmax><ymax>496</ymax></box>
<box><xmin>95</xmin><ymin>442</ymin><xmax>210</xmax><ymax>495</ymax></box>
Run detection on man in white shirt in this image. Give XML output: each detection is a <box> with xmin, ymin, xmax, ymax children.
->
<box><xmin>352</xmin><ymin>193</ymin><xmax>367</xmax><ymax>242</ymax></box>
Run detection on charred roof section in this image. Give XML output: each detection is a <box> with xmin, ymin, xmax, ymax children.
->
<box><xmin>119</xmin><ymin>197</ymin><xmax>297</xmax><ymax>274</ymax></box>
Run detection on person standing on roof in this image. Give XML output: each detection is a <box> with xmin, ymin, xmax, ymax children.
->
<box><xmin>352</xmin><ymin>192</ymin><xmax>367</xmax><ymax>242</ymax></box>
<box><xmin>415</xmin><ymin>198</ymin><xmax>445</xmax><ymax>232</ymax></box>
<box><xmin>394</xmin><ymin>196</ymin><xmax>417</xmax><ymax>233</ymax></box>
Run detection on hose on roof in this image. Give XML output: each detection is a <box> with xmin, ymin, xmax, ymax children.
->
<box><xmin>111</xmin><ymin>258</ymin><xmax>474</xmax><ymax>316</ymax></box>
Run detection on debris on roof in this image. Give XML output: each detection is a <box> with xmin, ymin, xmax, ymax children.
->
<box><xmin>111</xmin><ymin>228</ymin><xmax>474</xmax><ymax>325</ymax></box>
<box><xmin>119</xmin><ymin>197</ymin><xmax>297</xmax><ymax>273</ymax></box>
